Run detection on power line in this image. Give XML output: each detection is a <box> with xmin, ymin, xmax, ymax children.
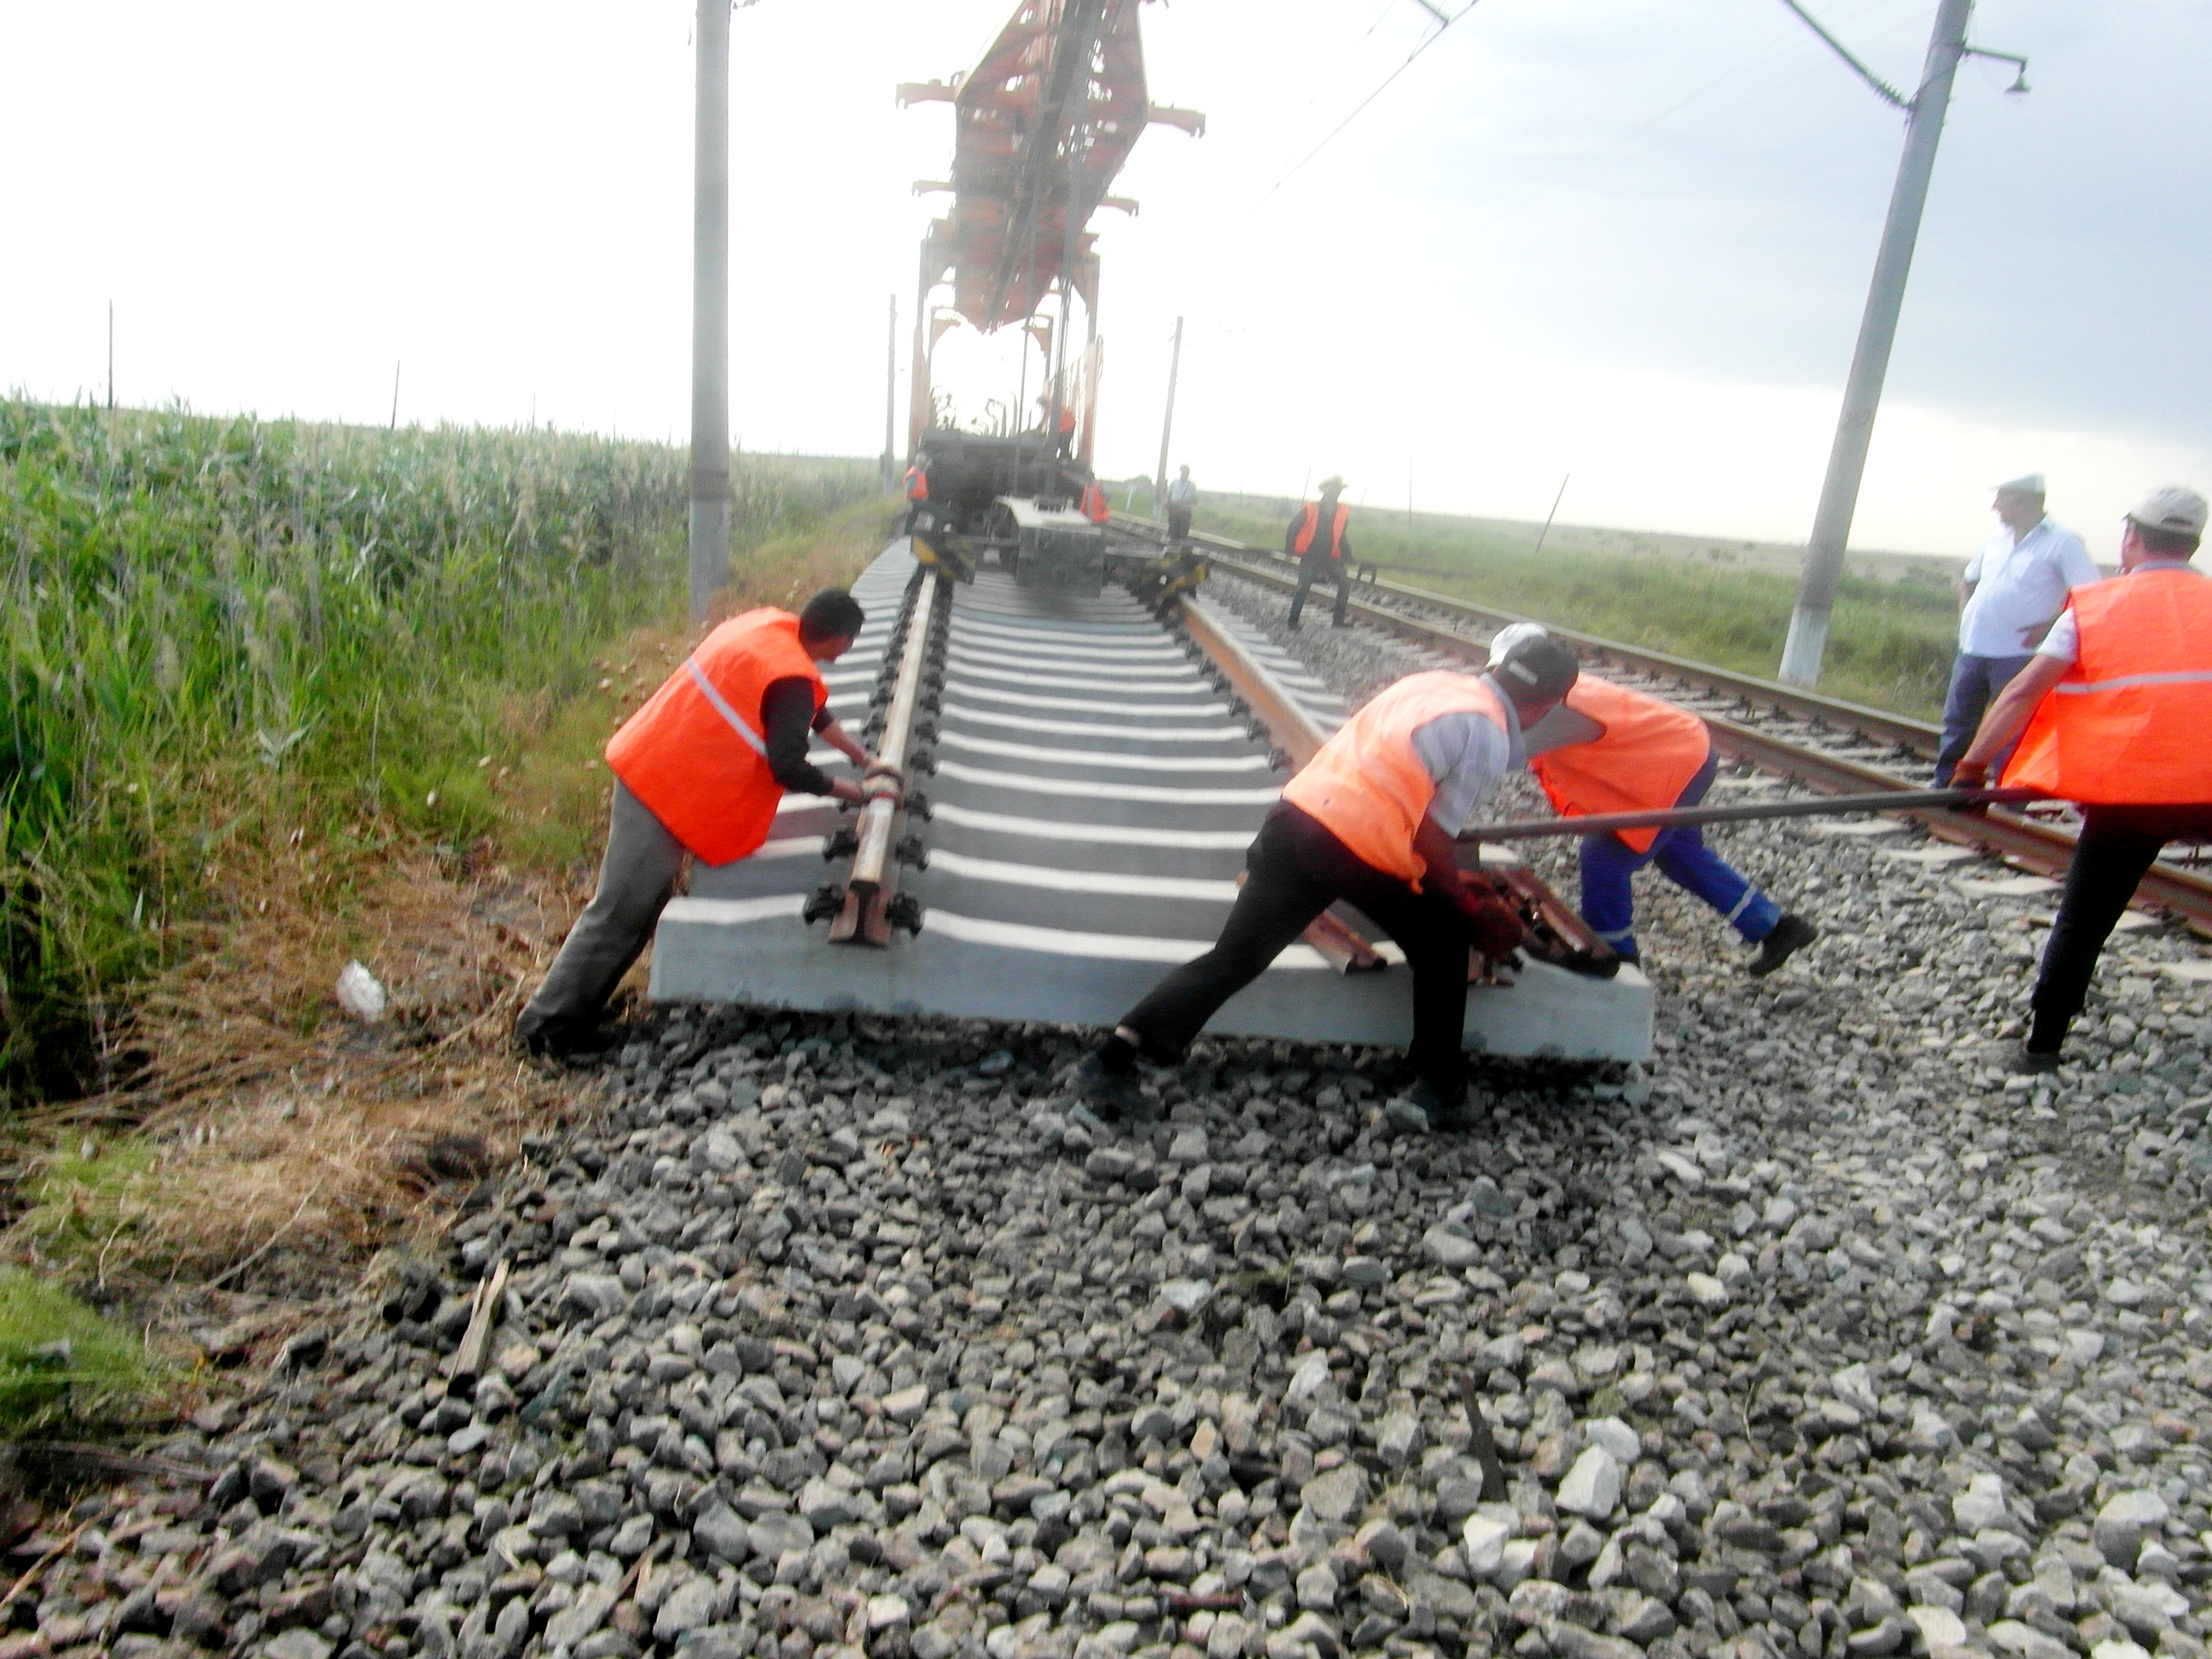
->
<box><xmin>1246</xmin><ymin>2</ymin><xmax>1481</xmax><ymax>212</ymax></box>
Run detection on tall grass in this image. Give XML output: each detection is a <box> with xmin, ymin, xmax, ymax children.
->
<box><xmin>1194</xmin><ymin>500</ymin><xmax>1958</xmax><ymax>719</ymax></box>
<box><xmin>0</xmin><ymin>399</ymin><xmax>877</xmax><ymax>1103</ymax></box>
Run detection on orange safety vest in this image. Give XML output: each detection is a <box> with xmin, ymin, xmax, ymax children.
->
<box><xmin>1080</xmin><ymin>481</ymin><xmax>1109</xmax><ymax>525</ymax></box>
<box><xmin>1281</xmin><ymin>672</ymin><xmax>1507</xmax><ymax>884</ymax></box>
<box><xmin>1530</xmin><ymin>678</ymin><xmax>1713</xmax><ymax>854</ymax></box>
<box><xmin>605</xmin><ymin>608</ymin><xmax>828</xmax><ymax>865</ymax></box>
<box><xmin>2003</xmin><ymin>567</ymin><xmax>2212</xmax><ymax>806</ymax></box>
<box><xmin>904</xmin><ymin>465</ymin><xmax>928</xmax><ymax>502</ymax></box>
<box><xmin>1293</xmin><ymin>501</ymin><xmax>1350</xmax><ymax>560</ymax></box>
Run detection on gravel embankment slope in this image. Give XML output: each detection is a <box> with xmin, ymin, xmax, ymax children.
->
<box><xmin>27</xmin><ymin>584</ymin><xmax>2212</xmax><ymax>1659</ymax></box>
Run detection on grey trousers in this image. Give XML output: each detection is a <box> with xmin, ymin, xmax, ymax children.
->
<box><xmin>516</xmin><ymin>781</ymin><xmax>687</xmax><ymax>1040</ymax></box>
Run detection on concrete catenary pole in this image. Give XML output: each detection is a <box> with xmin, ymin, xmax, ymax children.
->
<box><xmin>1778</xmin><ymin>0</ymin><xmax>1972</xmax><ymax>687</ymax></box>
<box><xmin>882</xmin><ymin>294</ymin><xmax>899</xmax><ymax>489</ymax></box>
<box><xmin>1153</xmin><ymin>316</ymin><xmax>1183</xmax><ymax>518</ymax></box>
<box><xmin>688</xmin><ymin>0</ymin><xmax>733</xmax><ymax>626</ymax></box>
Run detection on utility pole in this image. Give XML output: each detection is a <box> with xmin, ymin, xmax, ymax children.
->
<box><xmin>389</xmin><ymin>361</ymin><xmax>400</xmax><ymax>430</ymax></box>
<box><xmin>688</xmin><ymin>0</ymin><xmax>733</xmax><ymax>625</ymax></box>
<box><xmin>107</xmin><ymin>301</ymin><xmax>114</xmax><ymax>413</ymax></box>
<box><xmin>882</xmin><ymin>294</ymin><xmax>899</xmax><ymax>489</ymax></box>
<box><xmin>1778</xmin><ymin>0</ymin><xmax>1974</xmax><ymax>686</ymax></box>
<box><xmin>1153</xmin><ymin>316</ymin><xmax>1183</xmax><ymax>517</ymax></box>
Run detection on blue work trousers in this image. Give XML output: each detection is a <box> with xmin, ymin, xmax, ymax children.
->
<box><xmin>1935</xmin><ymin>652</ymin><xmax>2034</xmax><ymax>786</ymax></box>
<box><xmin>1579</xmin><ymin>748</ymin><xmax>1779</xmax><ymax>962</ymax></box>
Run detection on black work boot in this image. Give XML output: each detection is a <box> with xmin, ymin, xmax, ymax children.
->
<box><xmin>1748</xmin><ymin>913</ymin><xmax>1818</xmax><ymax>978</ymax></box>
<box><xmin>1069</xmin><ymin>1051</ymin><xmax>1144</xmax><ymax>1121</ymax></box>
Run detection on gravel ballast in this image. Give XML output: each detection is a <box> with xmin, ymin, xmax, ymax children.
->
<box><xmin>32</xmin><ymin>584</ymin><xmax>2212</xmax><ymax>1659</ymax></box>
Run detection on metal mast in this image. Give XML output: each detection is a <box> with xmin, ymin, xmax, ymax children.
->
<box><xmin>1777</xmin><ymin>0</ymin><xmax>1972</xmax><ymax>686</ymax></box>
<box><xmin>688</xmin><ymin>0</ymin><xmax>733</xmax><ymax>624</ymax></box>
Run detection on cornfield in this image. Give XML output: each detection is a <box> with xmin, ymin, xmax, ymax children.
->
<box><xmin>0</xmin><ymin>399</ymin><xmax>876</xmax><ymax>1104</ymax></box>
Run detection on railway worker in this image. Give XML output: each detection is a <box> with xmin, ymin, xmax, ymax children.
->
<box><xmin>1080</xmin><ymin>478</ymin><xmax>1111</xmax><ymax>525</ymax></box>
<box><xmin>1165</xmin><ymin>464</ymin><xmax>1198</xmax><ymax>549</ymax></box>
<box><xmin>900</xmin><ymin>458</ymin><xmax>930</xmax><ymax>535</ymax></box>
<box><xmin>1492</xmin><ymin>623</ymin><xmax>1819</xmax><ymax>975</ymax></box>
<box><xmin>515</xmin><ymin>588</ymin><xmax>893</xmax><ymax>1058</ymax></box>
<box><xmin>1072</xmin><ymin>632</ymin><xmax>1584</xmax><ymax>1129</ymax></box>
<box><xmin>1951</xmin><ymin>486</ymin><xmax>2212</xmax><ymax>1074</ymax></box>
<box><xmin>1286</xmin><ymin>474</ymin><xmax>1354</xmax><ymax>630</ymax></box>
<box><xmin>1934</xmin><ymin>474</ymin><xmax>2098</xmax><ymax>786</ymax></box>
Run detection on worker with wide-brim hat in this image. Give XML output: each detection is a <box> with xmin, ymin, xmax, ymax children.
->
<box><xmin>1953</xmin><ymin>486</ymin><xmax>2212</xmax><ymax>1073</ymax></box>
<box><xmin>1286</xmin><ymin>474</ymin><xmax>1354</xmax><ymax>630</ymax></box>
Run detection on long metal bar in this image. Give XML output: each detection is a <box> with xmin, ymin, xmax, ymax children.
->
<box><xmin>882</xmin><ymin>293</ymin><xmax>898</xmax><ymax>489</ymax></box>
<box><xmin>833</xmin><ymin>572</ymin><xmax>943</xmax><ymax>943</ymax></box>
<box><xmin>1778</xmin><ymin>0</ymin><xmax>1973</xmax><ymax>686</ymax></box>
<box><xmin>1459</xmin><ymin>787</ymin><xmax>2045</xmax><ymax>844</ymax></box>
<box><xmin>687</xmin><ymin>0</ymin><xmax>732</xmax><ymax>624</ymax></box>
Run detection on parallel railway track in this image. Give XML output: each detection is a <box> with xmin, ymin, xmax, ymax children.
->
<box><xmin>1111</xmin><ymin>519</ymin><xmax>2212</xmax><ymax>936</ymax></box>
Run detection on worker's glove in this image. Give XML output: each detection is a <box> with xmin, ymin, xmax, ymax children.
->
<box><xmin>1463</xmin><ymin>895</ymin><xmax>1527</xmax><ymax>963</ymax></box>
<box><xmin>1950</xmin><ymin>759</ymin><xmax>1988</xmax><ymax>790</ymax></box>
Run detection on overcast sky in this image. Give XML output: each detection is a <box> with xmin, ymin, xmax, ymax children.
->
<box><xmin>5</xmin><ymin>1</ymin><xmax>2208</xmax><ymax>557</ymax></box>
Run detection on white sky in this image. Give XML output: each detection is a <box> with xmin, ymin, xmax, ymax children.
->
<box><xmin>5</xmin><ymin>1</ymin><xmax>2208</xmax><ymax>560</ymax></box>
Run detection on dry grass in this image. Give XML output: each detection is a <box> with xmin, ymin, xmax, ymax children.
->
<box><xmin>3</xmin><ymin>499</ymin><xmax>898</xmax><ymax>1342</ymax></box>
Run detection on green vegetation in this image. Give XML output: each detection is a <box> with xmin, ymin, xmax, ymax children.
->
<box><xmin>1193</xmin><ymin>499</ymin><xmax>1957</xmax><ymax>719</ymax></box>
<box><xmin>0</xmin><ymin>399</ymin><xmax>880</xmax><ymax>1103</ymax></box>
<box><xmin>0</xmin><ymin>1266</ymin><xmax>165</xmax><ymax>1435</ymax></box>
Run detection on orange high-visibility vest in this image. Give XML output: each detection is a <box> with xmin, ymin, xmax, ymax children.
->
<box><xmin>904</xmin><ymin>465</ymin><xmax>928</xmax><ymax>502</ymax></box>
<box><xmin>1530</xmin><ymin>678</ymin><xmax>1714</xmax><ymax>854</ymax></box>
<box><xmin>605</xmin><ymin>609</ymin><xmax>827</xmax><ymax>864</ymax></box>
<box><xmin>1281</xmin><ymin>672</ymin><xmax>1508</xmax><ymax>884</ymax></box>
<box><xmin>1294</xmin><ymin>501</ymin><xmax>1350</xmax><ymax>560</ymax></box>
<box><xmin>1080</xmin><ymin>481</ymin><xmax>1110</xmax><ymax>524</ymax></box>
<box><xmin>2003</xmin><ymin>568</ymin><xmax>2212</xmax><ymax>805</ymax></box>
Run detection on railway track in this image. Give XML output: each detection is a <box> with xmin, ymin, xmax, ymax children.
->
<box><xmin>650</xmin><ymin>542</ymin><xmax>1650</xmax><ymax>1058</ymax></box>
<box><xmin>1113</xmin><ymin>519</ymin><xmax>2212</xmax><ymax>937</ymax></box>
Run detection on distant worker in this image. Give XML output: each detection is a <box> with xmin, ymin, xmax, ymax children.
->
<box><xmin>1037</xmin><ymin>395</ymin><xmax>1078</xmax><ymax>457</ymax></box>
<box><xmin>1498</xmin><ymin>623</ymin><xmax>1818</xmax><ymax>975</ymax></box>
<box><xmin>1953</xmin><ymin>486</ymin><xmax>2212</xmax><ymax>1074</ymax></box>
<box><xmin>516</xmin><ymin>589</ymin><xmax>894</xmax><ymax>1057</ymax></box>
<box><xmin>1935</xmin><ymin>474</ymin><xmax>2098</xmax><ymax>785</ymax></box>
<box><xmin>1286</xmin><ymin>474</ymin><xmax>1353</xmax><ymax>630</ymax></box>
<box><xmin>1165</xmin><ymin>463</ymin><xmax>1198</xmax><ymax>549</ymax></box>
<box><xmin>1080</xmin><ymin>478</ymin><xmax>1111</xmax><ymax>525</ymax></box>
<box><xmin>1072</xmin><ymin>632</ymin><xmax>1583</xmax><ymax>1129</ymax></box>
<box><xmin>901</xmin><ymin>459</ymin><xmax>930</xmax><ymax>536</ymax></box>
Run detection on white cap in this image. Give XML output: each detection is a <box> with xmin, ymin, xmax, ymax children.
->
<box><xmin>1994</xmin><ymin>473</ymin><xmax>2046</xmax><ymax>497</ymax></box>
<box><xmin>2128</xmin><ymin>486</ymin><xmax>2209</xmax><ymax>538</ymax></box>
<box><xmin>1488</xmin><ymin>621</ymin><xmax>1551</xmax><ymax>657</ymax></box>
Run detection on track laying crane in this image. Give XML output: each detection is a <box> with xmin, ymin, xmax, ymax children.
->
<box><xmin>898</xmin><ymin>0</ymin><xmax>1202</xmax><ymax>591</ymax></box>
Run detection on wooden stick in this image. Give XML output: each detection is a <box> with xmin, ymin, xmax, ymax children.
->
<box><xmin>445</xmin><ymin>1259</ymin><xmax>510</xmax><ymax>1397</ymax></box>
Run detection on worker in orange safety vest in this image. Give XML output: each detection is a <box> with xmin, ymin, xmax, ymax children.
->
<box><xmin>1080</xmin><ymin>480</ymin><xmax>1110</xmax><ymax>525</ymax></box>
<box><xmin>1953</xmin><ymin>485</ymin><xmax>2212</xmax><ymax>1074</ymax></box>
<box><xmin>1496</xmin><ymin>624</ymin><xmax>1818</xmax><ymax>975</ymax></box>
<box><xmin>901</xmin><ymin>461</ymin><xmax>930</xmax><ymax>534</ymax></box>
<box><xmin>515</xmin><ymin>588</ymin><xmax>896</xmax><ymax>1057</ymax></box>
<box><xmin>1286</xmin><ymin>474</ymin><xmax>1353</xmax><ymax>630</ymax></box>
<box><xmin>1071</xmin><ymin>632</ymin><xmax>1583</xmax><ymax>1131</ymax></box>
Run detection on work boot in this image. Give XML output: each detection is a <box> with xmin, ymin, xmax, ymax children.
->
<box><xmin>1748</xmin><ymin>913</ymin><xmax>1818</xmax><ymax>978</ymax></box>
<box><xmin>1069</xmin><ymin>1051</ymin><xmax>1145</xmax><ymax>1121</ymax></box>
<box><xmin>518</xmin><ymin>1017</ymin><xmax>621</xmax><ymax>1061</ymax></box>
<box><xmin>2007</xmin><ymin>1044</ymin><xmax>2063</xmax><ymax>1076</ymax></box>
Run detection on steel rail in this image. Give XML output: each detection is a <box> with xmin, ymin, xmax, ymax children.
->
<box><xmin>1115</xmin><ymin>516</ymin><xmax>1937</xmax><ymax>754</ymax></box>
<box><xmin>1458</xmin><ymin>787</ymin><xmax>2046</xmax><ymax>843</ymax></box>
<box><xmin>832</xmin><ymin>568</ymin><xmax>944</xmax><ymax>944</ymax></box>
<box><xmin>1115</xmin><ymin>519</ymin><xmax>2212</xmax><ymax>936</ymax></box>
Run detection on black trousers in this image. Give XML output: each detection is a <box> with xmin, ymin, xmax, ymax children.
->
<box><xmin>2030</xmin><ymin>803</ymin><xmax>2212</xmax><ymax>1051</ymax></box>
<box><xmin>1167</xmin><ymin>507</ymin><xmax>1193</xmax><ymax>545</ymax></box>
<box><xmin>1287</xmin><ymin>552</ymin><xmax>1352</xmax><ymax>627</ymax></box>
<box><xmin>1120</xmin><ymin>803</ymin><xmax>1475</xmax><ymax>1097</ymax></box>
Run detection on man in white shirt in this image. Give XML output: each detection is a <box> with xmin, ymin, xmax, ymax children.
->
<box><xmin>1164</xmin><ymin>463</ymin><xmax>1198</xmax><ymax>549</ymax></box>
<box><xmin>1935</xmin><ymin>474</ymin><xmax>2098</xmax><ymax>785</ymax></box>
